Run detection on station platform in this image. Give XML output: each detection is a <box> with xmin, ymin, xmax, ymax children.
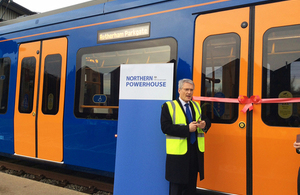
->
<box><xmin>0</xmin><ymin>172</ymin><xmax>85</xmax><ymax>195</ymax></box>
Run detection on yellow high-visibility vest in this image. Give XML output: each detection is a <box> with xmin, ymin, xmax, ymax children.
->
<box><xmin>166</xmin><ymin>100</ymin><xmax>205</xmax><ymax>155</ymax></box>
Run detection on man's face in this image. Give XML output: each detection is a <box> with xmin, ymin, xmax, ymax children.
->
<box><xmin>178</xmin><ymin>82</ymin><xmax>194</xmax><ymax>102</ymax></box>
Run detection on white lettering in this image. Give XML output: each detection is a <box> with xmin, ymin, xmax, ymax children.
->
<box><xmin>98</xmin><ymin>24</ymin><xmax>150</xmax><ymax>42</ymax></box>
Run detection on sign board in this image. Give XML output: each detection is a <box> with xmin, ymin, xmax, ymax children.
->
<box><xmin>114</xmin><ymin>63</ymin><xmax>173</xmax><ymax>195</ymax></box>
<box><xmin>98</xmin><ymin>23</ymin><xmax>150</xmax><ymax>43</ymax></box>
<box><xmin>278</xmin><ymin>91</ymin><xmax>293</xmax><ymax>119</ymax></box>
<box><xmin>119</xmin><ymin>64</ymin><xmax>173</xmax><ymax>100</ymax></box>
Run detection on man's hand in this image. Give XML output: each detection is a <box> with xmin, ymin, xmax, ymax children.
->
<box><xmin>294</xmin><ymin>142</ymin><xmax>300</xmax><ymax>149</ymax></box>
<box><xmin>189</xmin><ymin>122</ymin><xmax>198</xmax><ymax>132</ymax></box>
<box><xmin>197</xmin><ymin>120</ymin><xmax>206</xmax><ymax>129</ymax></box>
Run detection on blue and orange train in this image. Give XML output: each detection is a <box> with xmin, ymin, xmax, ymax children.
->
<box><xmin>1</xmin><ymin>0</ymin><xmax>300</xmax><ymax>194</ymax></box>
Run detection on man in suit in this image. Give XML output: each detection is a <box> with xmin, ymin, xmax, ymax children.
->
<box><xmin>160</xmin><ymin>78</ymin><xmax>211</xmax><ymax>195</ymax></box>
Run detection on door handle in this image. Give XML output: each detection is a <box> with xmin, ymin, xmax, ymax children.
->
<box><xmin>32</xmin><ymin>112</ymin><xmax>36</xmax><ymax>116</ymax></box>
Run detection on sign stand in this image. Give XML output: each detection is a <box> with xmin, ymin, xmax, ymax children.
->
<box><xmin>114</xmin><ymin>63</ymin><xmax>173</xmax><ymax>195</ymax></box>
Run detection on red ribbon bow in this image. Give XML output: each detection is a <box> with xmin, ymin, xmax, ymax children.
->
<box><xmin>238</xmin><ymin>95</ymin><xmax>262</xmax><ymax>113</ymax></box>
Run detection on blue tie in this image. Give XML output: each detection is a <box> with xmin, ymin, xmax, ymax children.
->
<box><xmin>185</xmin><ymin>103</ymin><xmax>196</xmax><ymax>144</ymax></box>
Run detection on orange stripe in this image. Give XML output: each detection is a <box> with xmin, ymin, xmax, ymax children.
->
<box><xmin>0</xmin><ymin>0</ymin><xmax>229</xmax><ymax>43</ymax></box>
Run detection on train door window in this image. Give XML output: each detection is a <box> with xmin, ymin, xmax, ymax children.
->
<box><xmin>0</xmin><ymin>57</ymin><xmax>10</xmax><ymax>114</ymax></box>
<box><xmin>74</xmin><ymin>38</ymin><xmax>177</xmax><ymax>119</ymax></box>
<box><xmin>201</xmin><ymin>33</ymin><xmax>240</xmax><ymax>123</ymax></box>
<box><xmin>262</xmin><ymin>25</ymin><xmax>300</xmax><ymax>127</ymax></box>
<box><xmin>42</xmin><ymin>54</ymin><xmax>62</xmax><ymax>115</ymax></box>
<box><xmin>18</xmin><ymin>57</ymin><xmax>36</xmax><ymax>114</ymax></box>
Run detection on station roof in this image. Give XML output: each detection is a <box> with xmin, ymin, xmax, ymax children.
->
<box><xmin>3</xmin><ymin>1</ymin><xmax>36</xmax><ymax>15</ymax></box>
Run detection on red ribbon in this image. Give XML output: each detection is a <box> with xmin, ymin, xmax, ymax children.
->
<box><xmin>193</xmin><ymin>95</ymin><xmax>300</xmax><ymax>113</ymax></box>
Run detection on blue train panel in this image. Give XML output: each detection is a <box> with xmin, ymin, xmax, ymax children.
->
<box><xmin>0</xmin><ymin>0</ymin><xmax>285</xmax><ymax>178</ymax></box>
<box><xmin>0</xmin><ymin>39</ymin><xmax>18</xmax><ymax>154</ymax></box>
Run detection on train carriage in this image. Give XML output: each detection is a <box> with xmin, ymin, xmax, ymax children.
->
<box><xmin>0</xmin><ymin>0</ymin><xmax>300</xmax><ymax>194</ymax></box>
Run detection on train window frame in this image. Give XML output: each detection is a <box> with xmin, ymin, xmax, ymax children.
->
<box><xmin>0</xmin><ymin>57</ymin><xmax>11</xmax><ymax>114</ymax></box>
<box><xmin>18</xmin><ymin>57</ymin><xmax>36</xmax><ymax>114</ymax></box>
<box><xmin>201</xmin><ymin>33</ymin><xmax>241</xmax><ymax>124</ymax></box>
<box><xmin>42</xmin><ymin>54</ymin><xmax>62</xmax><ymax>115</ymax></box>
<box><xmin>74</xmin><ymin>37</ymin><xmax>177</xmax><ymax>120</ymax></box>
<box><xmin>262</xmin><ymin>25</ymin><xmax>300</xmax><ymax>127</ymax></box>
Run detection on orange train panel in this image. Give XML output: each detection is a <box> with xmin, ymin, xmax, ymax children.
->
<box><xmin>37</xmin><ymin>37</ymin><xmax>67</xmax><ymax>162</ymax></box>
<box><xmin>14</xmin><ymin>42</ymin><xmax>41</xmax><ymax>157</ymax></box>
<box><xmin>193</xmin><ymin>8</ymin><xmax>249</xmax><ymax>194</ymax></box>
<box><xmin>252</xmin><ymin>0</ymin><xmax>300</xmax><ymax>194</ymax></box>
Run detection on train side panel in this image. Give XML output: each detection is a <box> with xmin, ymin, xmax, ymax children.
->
<box><xmin>1</xmin><ymin>1</ymin><xmax>298</xmax><ymax>194</ymax></box>
<box><xmin>0</xmin><ymin>40</ymin><xmax>18</xmax><ymax>154</ymax></box>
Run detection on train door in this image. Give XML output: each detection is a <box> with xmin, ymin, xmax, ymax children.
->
<box><xmin>194</xmin><ymin>1</ymin><xmax>300</xmax><ymax>194</ymax></box>
<box><xmin>193</xmin><ymin>8</ymin><xmax>249</xmax><ymax>194</ymax></box>
<box><xmin>253</xmin><ymin>1</ymin><xmax>300</xmax><ymax>194</ymax></box>
<box><xmin>14</xmin><ymin>37</ymin><xmax>67</xmax><ymax>162</ymax></box>
<box><xmin>193</xmin><ymin>7</ymin><xmax>249</xmax><ymax>194</ymax></box>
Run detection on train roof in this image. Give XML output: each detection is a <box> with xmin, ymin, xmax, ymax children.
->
<box><xmin>0</xmin><ymin>0</ymin><xmax>175</xmax><ymax>34</ymax></box>
<box><xmin>0</xmin><ymin>0</ymin><xmax>279</xmax><ymax>35</ymax></box>
<box><xmin>0</xmin><ymin>0</ymin><xmax>111</xmax><ymax>26</ymax></box>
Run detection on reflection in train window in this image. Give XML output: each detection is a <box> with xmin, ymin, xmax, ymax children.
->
<box><xmin>201</xmin><ymin>33</ymin><xmax>240</xmax><ymax>123</ymax></box>
<box><xmin>74</xmin><ymin>38</ymin><xmax>177</xmax><ymax>119</ymax></box>
<box><xmin>0</xmin><ymin>57</ymin><xmax>10</xmax><ymax>114</ymax></box>
<box><xmin>18</xmin><ymin>57</ymin><xmax>36</xmax><ymax>114</ymax></box>
<box><xmin>262</xmin><ymin>25</ymin><xmax>300</xmax><ymax>127</ymax></box>
<box><xmin>42</xmin><ymin>54</ymin><xmax>62</xmax><ymax>115</ymax></box>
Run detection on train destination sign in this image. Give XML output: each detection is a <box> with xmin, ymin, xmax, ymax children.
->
<box><xmin>98</xmin><ymin>23</ymin><xmax>150</xmax><ymax>43</ymax></box>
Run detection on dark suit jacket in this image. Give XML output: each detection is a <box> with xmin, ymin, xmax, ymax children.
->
<box><xmin>160</xmin><ymin>99</ymin><xmax>211</xmax><ymax>184</ymax></box>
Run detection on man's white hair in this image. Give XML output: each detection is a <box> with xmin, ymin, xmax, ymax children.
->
<box><xmin>178</xmin><ymin>79</ymin><xmax>194</xmax><ymax>89</ymax></box>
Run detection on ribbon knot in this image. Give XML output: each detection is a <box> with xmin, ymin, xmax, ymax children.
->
<box><xmin>238</xmin><ymin>95</ymin><xmax>262</xmax><ymax>113</ymax></box>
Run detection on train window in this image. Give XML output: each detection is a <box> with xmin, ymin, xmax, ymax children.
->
<box><xmin>201</xmin><ymin>33</ymin><xmax>240</xmax><ymax>123</ymax></box>
<box><xmin>42</xmin><ymin>54</ymin><xmax>62</xmax><ymax>115</ymax></box>
<box><xmin>74</xmin><ymin>38</ymin><xmax>177</xmax><ymax>119</ymax></box>
<box><xmin>262</xmin><ymin>25</ymin><xmax>300</xmax><ymax>127</ymax></box>
<box><xmin>18</xmin><ymin>57</ymin><xmax>36</xmax><ymax>114</ymax></box>
<box><xmin>0</xmin><ymin>57</ymin><xmax>11</xmax><ymax>114</ymax></box>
